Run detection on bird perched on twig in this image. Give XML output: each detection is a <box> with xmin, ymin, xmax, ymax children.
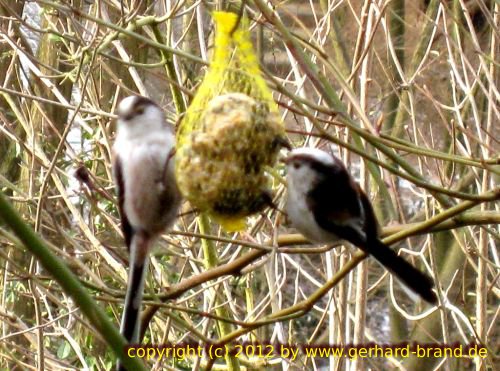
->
<box><xmin>113</xmin><ymin>96</ymin><xmax>182</xmax><ymax>369</ymax></box>
<box><xmin>283</xmin><ymin>147</ymin><xmax>437</xmax><ymax>304</ymax></box>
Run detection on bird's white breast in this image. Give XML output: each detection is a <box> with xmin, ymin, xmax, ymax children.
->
<box><xmin>114</xmin><ymin>130</ymin><xmax>178</xmax><ymax>232</ymax></box>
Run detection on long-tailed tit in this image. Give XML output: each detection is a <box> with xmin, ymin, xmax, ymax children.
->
<box><xmin>113</xmin><ymin>96</ymin><xmax>182</xmax><ymax>366</ymax></box>
<box><xmin>284</xmin><ymin>148</ymin><xmax>437</xmax><ymax>304</ymax></box>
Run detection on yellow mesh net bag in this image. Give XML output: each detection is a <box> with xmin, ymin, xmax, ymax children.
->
<box><xmin>176</xmin><ymin>11</ymin><xmax>287</xmax><ymax>231</ymax></box>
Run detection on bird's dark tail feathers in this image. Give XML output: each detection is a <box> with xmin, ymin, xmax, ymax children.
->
<box><xmin>364</xmin><ymin>239</ymin><xmax>438</xmax><ymax>304</ymax></box>
<box><xmin>117</xmin><ymin>235</ymin><xmax>150</xmax><ymax>371</ymax></box>
<box><xmin>120</xmin><ymin>261</ymin><xmax>148</xmax><ymax>342</ymax></box>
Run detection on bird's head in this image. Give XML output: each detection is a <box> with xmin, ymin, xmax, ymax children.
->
<box><xmin>116</xmin><ymin>96</ymin><xmax>166</xmax><ymax>137</ymax></box>
<box><xmin>283</xmin><ymin>147</ymin><xmax>338</xmax><ymax>182</ymax></box>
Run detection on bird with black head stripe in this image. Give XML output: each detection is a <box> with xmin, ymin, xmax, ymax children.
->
<box><xmin>284</xmin><ymin>147</ymin><xmax>437</xmax><ymax>304</ymax></box>
<box><xmin>113</xmin><ymin>96</ymin><xmax>181</xmax><ymax>370</ymax></box>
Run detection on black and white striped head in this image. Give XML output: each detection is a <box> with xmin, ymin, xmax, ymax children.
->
<box><xmin>116</xmin><ymin>96</ymin><xmax>166</xmax><ymax>137</ymax></box>
<box><xmin>284</xmin><ymin>148</ymin><xmax>346</xmax><ymax>185</ymax></box>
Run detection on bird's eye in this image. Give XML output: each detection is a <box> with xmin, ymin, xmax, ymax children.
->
<box><xmin>136</xmin><ymin>107</ymin><xmax>144</xmax><ymax>115</ymax></box>
<box><xmin>293</xmin><ymin>162</ymin><xmax>300</xmax><ymax>169</ymax></box>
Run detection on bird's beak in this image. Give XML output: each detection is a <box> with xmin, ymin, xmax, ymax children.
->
<box><xmin>276</xmin><ymin>136</ymin><xmax>292</xmax><ymax>150</ymax></box>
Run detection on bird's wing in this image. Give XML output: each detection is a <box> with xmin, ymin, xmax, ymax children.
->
<box><xmin>113</xmin><ymin>155</ymin><xmax>133</xmax><ymax>251</ymax></box>
<box><xmin>306</xmin><ymin>163</ymin><xmax>367</xmax><ymax>246</ymax></box>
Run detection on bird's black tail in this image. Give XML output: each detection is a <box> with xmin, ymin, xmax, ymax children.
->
<box><xmin>117</xmin><ymin>235</ymin><xmax>150</xmax><ymax>371</ymax></box>
<box><xmin>120</xmin><ymin>261</ymin><xmax>148</xmax><ymax>343</ymax></box>
<box><xmin>364</xmin><ymin>239</ymin><xmax>438</xmax><ymax>304</ymax></box>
